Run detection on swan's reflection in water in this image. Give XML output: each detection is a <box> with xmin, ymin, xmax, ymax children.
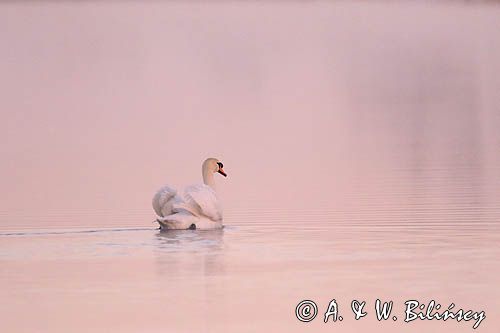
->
<box><xmin>154</xmin><ymin>228</ymin><xmax>225</xmax><ymax>252</ymax></box>
<box><xmin>153</xmin><ymin>228</ymin><xmax>226</xmax><ymax>278</ymax></box>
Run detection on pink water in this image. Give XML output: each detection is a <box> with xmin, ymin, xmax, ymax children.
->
<box><xmin>1</xmin><ymin>2</ymin><xmax>500</xmax><ymax>332</ymax></box>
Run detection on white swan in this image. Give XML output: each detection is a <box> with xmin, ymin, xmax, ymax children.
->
<box><xmin>152</xmin><ymin>158</ymin><xmax>227</xmax><ymax>230</ymax></box>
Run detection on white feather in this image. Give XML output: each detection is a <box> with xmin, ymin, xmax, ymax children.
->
<box><xmin>151</xmin><ymin>185</ymin><xmax>178</xmax><ymax>217</ymax></box>
<box><xmin>183</xmin><ymin>184</ymin><xmax>222</xmax><ymax>221</ymax></box>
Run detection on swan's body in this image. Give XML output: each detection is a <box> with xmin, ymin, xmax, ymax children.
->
<box><xmin>152</xmin><ymin>158</ymin><xmax>227</xmax><ymax>230</ymax></box>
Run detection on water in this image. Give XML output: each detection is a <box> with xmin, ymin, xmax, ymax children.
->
<box><xmin>2</xmin><ymin>218</ymin><xmax>499</xmax><ymax>332</ymax></box>
<box><xmin>1</xmin><ymin>2</ymin><xmax>500</xmax><ymax>332</ymax></box>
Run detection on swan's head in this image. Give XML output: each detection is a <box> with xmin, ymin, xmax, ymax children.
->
<box><xmin>203</xmin><ymin>158</ymin><xmax>227</xmax><ymax>177</ymax></box>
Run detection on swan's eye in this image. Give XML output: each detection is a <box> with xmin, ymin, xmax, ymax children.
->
<box><xmin>217</xmin><ymin>162</ymin><xmax>223</xmax><ymax>169</ymax></box>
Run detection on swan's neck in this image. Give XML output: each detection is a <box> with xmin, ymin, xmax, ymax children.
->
<box><xmin>202</xmin><ymin>168</ymin><xmax>216</xmax><ymax>190</ymax></box>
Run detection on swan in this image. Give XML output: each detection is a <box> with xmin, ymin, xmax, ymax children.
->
<box><xmin>152</xmin><ymin>158</ymin><xmax>227</xmax><ymax>230</ymax></box>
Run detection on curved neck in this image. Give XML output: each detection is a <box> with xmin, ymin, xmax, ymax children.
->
<box><xmin>202</xmin><ymin>167</ymin><xmax>216</xmax><ymax>189</ymax></box>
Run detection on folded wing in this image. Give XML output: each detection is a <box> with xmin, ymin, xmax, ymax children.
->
<box><xmin>180</xmin><ymin>184</ymin><xmax>223</xmax><ymax>221</ymax></box>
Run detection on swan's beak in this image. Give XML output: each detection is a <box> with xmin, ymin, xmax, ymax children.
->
<box><xmin>217</xmin><ymin>168</ymin><xmax>227</xmax><ymax>177</ymax></box>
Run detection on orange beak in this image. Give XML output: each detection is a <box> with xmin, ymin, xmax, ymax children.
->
<box><xmin>217</xmin><ymin>168</ymin><xmax>227</xmax><ymax>177</ymax></box>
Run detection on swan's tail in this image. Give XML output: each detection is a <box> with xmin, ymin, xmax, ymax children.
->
<box><xmin>152</xmin><ymin>185</ymin><xmax>177</xmax><ymax>217</ymax></box>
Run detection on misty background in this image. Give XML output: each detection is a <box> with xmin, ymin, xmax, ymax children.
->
<box><xmin>1</xmin><ymin>2</ymin><xmax>499</xmax><ymax>228</ymax></box>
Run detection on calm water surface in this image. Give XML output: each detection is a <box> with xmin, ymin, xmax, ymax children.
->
<box><xmin>1</xmin><ymin>2</ymin><xmax>500</xmax><ymax>333</ymax></box>
<box><xmin>2</xmin><ymin>203</ymin><xmax>500</xmax><ymax>332</ymax></box>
